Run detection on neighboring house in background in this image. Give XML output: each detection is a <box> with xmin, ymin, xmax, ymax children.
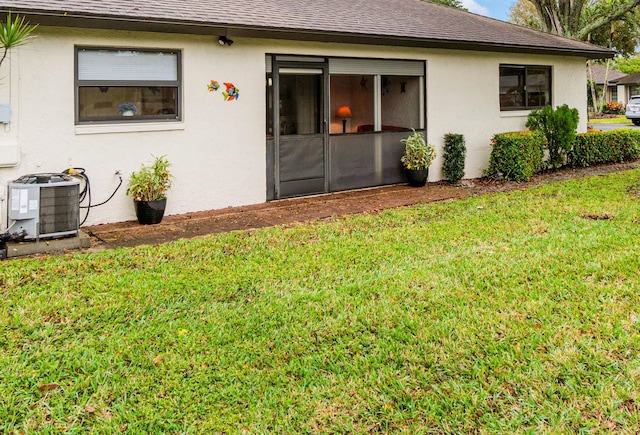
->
<box><xmin>587</xmin><ymin>64</ymin><xmax>628</xmax><ymax>104</ymax></box>
<box><xmin>588</xmin><ymin>63</ymin><xmax>640</xmax><ymax>105</ymax></box>
<box><xmin>0</xmin><ymin>0</ymin><xmax>611</xmax><ymax>226</ymax></box>
<box><xmin>614</xmin><ymin>72</ymin><xmax>640</xmax><ymax>102</ymax></box>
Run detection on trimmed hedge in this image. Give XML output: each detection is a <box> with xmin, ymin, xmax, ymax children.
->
<box><xmin>442</xmin><ymin>133</ymin><xmax>466</xmax><ymax>183</ymax></box>
<box><xmin>485</xmin><ymin>131</ymin><xmax>545</xmax><ymax>182</ymax></box>
<box><xmin>571</xmin><ymin>129</ymin><xmax>640</xmax><ymax>167</ymax></box>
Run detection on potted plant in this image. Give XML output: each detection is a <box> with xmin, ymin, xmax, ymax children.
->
<box><xmin>118</xmin><ymin>102</ymin><xmax>138</xmax><ymax>117</ymax></box>
<box><xmin>400</xmin><ymin>129</ymin><xmax>436</xmax><ymax>187</ymax></box>
<box><xmin>126</xmin><ymin>155</ymin><xmax>172</xmax><ymax>225</ymax></box>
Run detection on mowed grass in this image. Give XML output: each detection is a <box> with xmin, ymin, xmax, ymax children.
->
<box><xmin>588</xmin><ymin>115</ymin><xmax>632</xmax><ymax>125</ymax></box>
<box><xmin>2</xmin><ymin>170</ymin><xmax>640</xmax><ymax>433</ymax></box>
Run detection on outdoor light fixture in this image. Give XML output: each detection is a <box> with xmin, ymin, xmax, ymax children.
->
<box><xmin>336</xmin><ymin>105</ymin><xmax>352</xmax><ymax>133</ymax></box>
<box><xmin>218</xmin><ymin>36</ymin><xmax>234</xmax><ymax>46</ymax></box>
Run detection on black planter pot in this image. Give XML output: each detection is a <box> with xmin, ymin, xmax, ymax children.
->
<box><xmin>405</xmin><ymin>168</ymin><xmax>429</xmax><ymax>187</ymax></box>
<box><xmin>134</xmin><ymin>198</ymin><xmax>167</xmax><ymax>225</ymax></box>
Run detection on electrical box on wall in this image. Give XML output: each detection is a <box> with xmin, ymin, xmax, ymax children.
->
<box><xmin>0</xmin><ymin>104</ymin><xmax>10</xmax><ymax>123</ymax></box>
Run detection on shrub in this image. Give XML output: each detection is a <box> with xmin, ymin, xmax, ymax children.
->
<box><xmin>485</xmin><ymin>131</ymin><xmax>545</xmax><ymax>182</ymax></box>
<box><xmin>602</xmin><ymin>101</ymin><xmax>623</xmax><ymax>115</ymax></box>
<box><xmin>571</xmin><ymin>129</ymin><xmax>640</xmax><ymax>167</ymax></box>
<box><xmin>442</xmin><ymin>133</ymin><xmax>466</xmax><ymax>183</ymax></box>
<box><xmin>526</xmin><ymin>104</ymin><xmax>579</xmax><ymax>169</ymax></box>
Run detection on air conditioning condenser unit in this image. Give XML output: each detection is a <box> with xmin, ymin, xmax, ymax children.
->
<box><xmin>8</xmin><ymin>173</ymin><xmax>80</xmax><ymax>240</ymax></box>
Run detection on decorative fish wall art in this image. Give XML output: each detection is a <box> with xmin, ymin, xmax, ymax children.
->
<box><xmin>207</xmin><ymin>80</ymin><xmax>240</xmax><ymax>101</ymax></box>
<box><xmin>207</xmin><ymin>80</ymin><xmax>220</xmax><ymax>92</ymax></box>
<box><xmin>222</xmin><ymin>82</ymin><xmax>239</xmax><ymax>101</ymax></box>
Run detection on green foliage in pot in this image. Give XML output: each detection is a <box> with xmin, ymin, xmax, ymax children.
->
<box><xmin>400</xmin><ymin>129</ymin><xmax>436</xmax><ymax>170</ymax></box>
<box><xmin>126</xmin><ymin>155</ymin><xmax>173</xmax><ymax>202</ymax></box>
<box><xmin>442</xmin><ymin>133</ymin><xmax>466</xmax><ymax>183</ymax></box>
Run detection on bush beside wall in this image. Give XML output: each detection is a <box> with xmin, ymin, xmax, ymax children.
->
<box><xmin>442</xmin><ymin>133</ymin><xmax>466</xmax><ymax>183</ymax></box>
<box><xmin>571</xmin><ymin>129</ymin><xmax>640</xmax><ymax>167</ymax></box>
<box><xmin>525</xmin><ymin>104</ymin><xmax>579</xmax><ymax>169</ymax></box>
<box><xmin>485</xmin><ymin>131</ymin><xmax>546</xmax><ymax>182</ymax></box>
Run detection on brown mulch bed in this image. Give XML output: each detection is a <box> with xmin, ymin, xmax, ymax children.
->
<box><xmin>84</xmin><ymin>161</ymin><xmax>640</xmax><ymax>250</ymax></box>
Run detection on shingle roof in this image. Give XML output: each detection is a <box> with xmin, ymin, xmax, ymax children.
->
<box><xmin>588</xmin><ymin>64</ymin><xmax>628</xmax><ymax>85</ymax></box>
<box><xmin>617</xmin><ymin>72</ymin><xmax>640</xmax><ymax>85</ymax></box>
<box><xmin>0</xmin><ymin>0</ymin><xmax>612</xmax><ymax>58</ymax></box>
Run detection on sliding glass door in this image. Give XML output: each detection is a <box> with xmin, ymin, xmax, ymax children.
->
<box><xmin>266</xmin><ymin>55</ymin><xmax>426</xmax><ymax>199</ymax></box>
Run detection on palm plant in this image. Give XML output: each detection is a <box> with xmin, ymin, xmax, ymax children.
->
<box><xmin>0</xmin><ymin>14</ymin><xmax>38</xmax><ymax>70</ymax></box>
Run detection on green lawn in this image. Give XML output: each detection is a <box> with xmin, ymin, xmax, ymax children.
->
<box><xmin>2</xmin><ymin>169</ymin><xmax>640</xmax><ymax>433</ymax></box>
<box><xmin>588</xmin><ymin>115</ymin><xmax>632</xmax><ymax>125</ymax></box>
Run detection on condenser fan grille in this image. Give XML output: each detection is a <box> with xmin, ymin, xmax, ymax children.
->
<box><xmin>39</xmin><ymin>185</ymin><xmax>80</xmax><ymax>235</ymax></box>
<box><xmin>8</xmin><ymin>174</ymin><xmax>81</xmax><ymax>240</ymax></box>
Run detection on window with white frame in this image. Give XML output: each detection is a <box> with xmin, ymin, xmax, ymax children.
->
<box><xmin>75</xmin><ymin>48</ymin><xmax>181</xmax><ymax>124</ymax></box>
<box><xmin>499</xmin><ymin>64</ymin><xmax>551</xmax><ymax>110</ymax></box>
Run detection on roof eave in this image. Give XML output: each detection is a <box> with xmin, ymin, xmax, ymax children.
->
<box><xmin>3</xmin><ymin>11</ymin><xmax>614</xmax><ymax>59</ymax></box>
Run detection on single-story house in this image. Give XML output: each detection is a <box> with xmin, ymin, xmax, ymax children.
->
<box><xmin>0</xmin><ymin>0</ymin><xmax>612</xmax><ymax>227</ymax></box>
<box><xmin>614</xmin><ymin>72</ymin><xmax>640</xmax><ymax>103</ymax></box>
<box><xmin>587</xmin><ymin>63</ymin><xmax>628</xmax><ymax>104</ymax></box>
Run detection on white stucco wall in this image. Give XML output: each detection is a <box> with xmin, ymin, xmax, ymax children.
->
<box><xmin>0</xmin><ymin>26</ymin><xmax>589</xmax><ymax>226</ymax></box>
<box><xmin>1</xmin><ymin>27</ymin><xmax>269</xmax><ymax>227</ymax></box>
<box><xmin>425</xmin><ymin>51</ymin><xmax>588</xmax><ymax>180</ymax></box>
<box><xmin>618</xmin><ymin>84</ymin><xmax>628</xmax><ymax>104</ymax></box>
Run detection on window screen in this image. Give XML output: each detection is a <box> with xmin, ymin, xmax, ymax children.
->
<box><xmin>328</xmin><ymin>59</ymin><xmax>425</xmax><ymax>134</ymax></box>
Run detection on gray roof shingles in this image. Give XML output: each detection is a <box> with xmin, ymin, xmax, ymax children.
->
<box><xmin>616</xmin><ymin>72</ymin><xmax>640</xmax><ymax>85</ymax></box>
<box><xmin>588</xmin><ymin>64</ymin><xmax>628</xmax><ymax>85</ymax></box>
<box><xmin>0</xmin><ymin>0</ymin><xmax>612</xmax><ymax>57</ymax></box>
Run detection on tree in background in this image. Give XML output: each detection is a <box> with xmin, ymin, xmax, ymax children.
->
<box><xmin>426</xmin><ymin>0</ymin><xmax>467</xmax><ymax>9</ymax></box>
<box><xmin>526</xmin><ymin>0</ymin><xmax>640</xmax><ymax>40</ymax></box>
<box><xmin>508</xmin><ymin>0</ymin><xmax>639</xmax><ymax>52</ymax></box>
<box><xmin>508</xmin><ymin>0</ymin><xmax>542</xmax><ymax>29</ymax></box>
<box><xmin>613</xmin><ymin>56</ymin><xmax>640</xmax><ymax>74</ymax></box>
<box><xmin>509</xmin><ymin>0</ymin><xmax>640</xmax><ymax>112</ymax></box>
<box><xmin>584</xmin><ymin>6</ymin><xmax>640</xmax><ymax>54</ymax></box>
<box><xmin>584</xmin><ymin>5</ymin><xmax>640</xmax><ymax>111</ymax></box>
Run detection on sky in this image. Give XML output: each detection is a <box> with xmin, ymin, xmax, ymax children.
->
<box><xmin>461</xmin><ymin>0</ymin><xmax>514</xmax><ymax>21</ymax></box>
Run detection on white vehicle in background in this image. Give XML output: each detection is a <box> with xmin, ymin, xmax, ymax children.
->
<box><xmin>625</xmin><ymin>95</ymin><xmax>640</xmax><ymax>125</ymax></box>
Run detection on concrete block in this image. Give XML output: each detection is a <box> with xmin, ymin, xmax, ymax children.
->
<box><xmin>5</xmin><ymin>231</ymin><xmax>91</xmax><ymax>258</ymax></box>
